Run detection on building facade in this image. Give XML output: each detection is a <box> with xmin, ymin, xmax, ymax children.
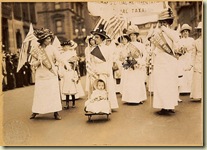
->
<box><xmin>1</xmin><ymin>2</ymin><xmax>37</xmax><ymax>53</ymax></box>
<box><xmin>35</xmin><ymin>2</ymin><xmax>98</xmax><ymax>56</ymax></box>
<box><xmin>170</xmin><ymin>1</ymin><xmax>202</xmax><ymax>39</ymax></box>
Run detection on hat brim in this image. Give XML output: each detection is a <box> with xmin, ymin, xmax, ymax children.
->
<box><xmin>127</xmin><ymin>32</ymin><xmax>139</xmax><ymax>36</ymax></box>
<box><xmin>180</xmin><ymin>28</ymin><xmax>192</xmax><ymax>33</ymax></box>
<box><xmin>158</xmin><ymin>17</ymin><xmax>174</xmax><ymax>21</ymax></box>
<box><xmin>91</xmin><ymin>31</ymin><xmax>109</xmax><ymax>39</ymax></box>
<box><xmin>37</xmin><ymin>34</ymin><xmax>54</xmax><ymax>42</ymax></box>
<box><xmin>195</xmin><ymin>27</ymin><xmax>202</xmax><ymax>30</ymax></box>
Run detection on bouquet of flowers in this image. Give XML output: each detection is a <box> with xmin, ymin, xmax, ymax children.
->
<box><xmin>176</xmin><ymin>46</ymin><xmax>187</xmax><ymax>56</ymax></box>
<box><xmin>122</xmin><ymin>52</ymin><xmax>137</xmax><ymax>70</ymax></box>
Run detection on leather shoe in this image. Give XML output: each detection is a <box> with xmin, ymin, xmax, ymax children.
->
<box><xmin>30</xmin><ymin>113</ymin><xmax>38</xmax><ymax>119</ymax></box>
<box><xmin>156</xmin><ymin>109</ymin><xmax>170</xmax><ymax>116</ymax></box>
<box><xmin>168</xmin><ymin>109</ymin><xmax>175</xmax><ymax>113</ymax></box>
<box><xmin>54</xmin><ymin>112</ymin><xmax>62</xmax><ymax>120</ymax></box>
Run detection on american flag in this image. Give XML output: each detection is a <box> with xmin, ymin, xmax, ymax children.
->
<box><xmin>17</xmin><ymin>23</ymin><xmax>38</xmax><ymax>72</ymax></box>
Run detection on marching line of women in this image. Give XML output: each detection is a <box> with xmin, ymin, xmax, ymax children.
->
<box><xmin>28</xmin><ymin>7</ymin><xmax>202</xmax><ymax>120</ymax></box>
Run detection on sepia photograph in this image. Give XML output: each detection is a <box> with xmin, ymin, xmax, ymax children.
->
<box><xmin>0</xmin><ymin>1</ymin><xmax>204</xmax><ymax>146</ymax></box>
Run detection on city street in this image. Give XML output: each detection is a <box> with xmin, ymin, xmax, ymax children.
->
<box><xmin>2</xmin><ymin>76</ymin><xmax>203</xmax><ymax>146</ymax></box>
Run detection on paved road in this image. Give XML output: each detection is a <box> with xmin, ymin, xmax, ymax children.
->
<box><xmin>1</xmin><ymin>76</ymin><xmax>203</xmax><ymax>146</ymax></box>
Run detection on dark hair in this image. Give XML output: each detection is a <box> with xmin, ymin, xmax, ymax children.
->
<box><xmin>38</xmin><ymin>35</ymin><xmax>54</xmax><ymax>45</ymax></box>
<box><xmin>97</xmin><ymin>79</ymin><xmax>106</xmax><ymax>89</ymax></box>
<box><xmin>159</xmin><ymin>19</ymin><xmax>174</xmax><ymax>25</ymax></box>
<box><xmin>181</xmin><ymin>29</ymin><xmax>190</xmax><ymax>34</ymax></box>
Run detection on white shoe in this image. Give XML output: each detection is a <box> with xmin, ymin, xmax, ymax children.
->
<box><xmin>178</xmin><ymin>99</ymin><xmax>182</xmax><ymax>102</ymax></box>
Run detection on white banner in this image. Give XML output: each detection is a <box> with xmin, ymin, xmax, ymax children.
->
<box><xmin>88</xmin><ymin>1</ymin><xmax>165</xmax><ymax>24</ymax></box>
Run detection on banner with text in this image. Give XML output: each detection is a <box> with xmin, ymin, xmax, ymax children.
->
<box><xmin>87</xmin><ymin>1</ymin><xmax>165</xmax><ymax>24</ymax></box>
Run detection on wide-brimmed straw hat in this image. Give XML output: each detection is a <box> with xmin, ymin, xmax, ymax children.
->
<box><xmin>126</xmin><ymin>25</ymin><xmax>139</xmax><ymax>36</ymax></box>
<box><xmin>117</xmin><ymin>34</ymin><xmax>131</xmax><ymax>43</ymax></box>
<box><xmin>180</xmin><ymin>24</ymin><xmax>192</xmax><ymax>33</ymax></box>
<box><xmin>91</xmin><ymin>24</ymin><xmax>109</xmax><ymax>39</ymax></box>
<box><xmin>195</xmin><ymin>22</ymin><xmax>202</xmax><ymax>30</ymax></box>
<box><xmin>158</xmin><ymin>8</ymin><xmax>174</xmax><ymax>21</ymax></box>
<box><xmin>61</xmin><ymin>40</ymin><xmax>77</xmax><ymax>49</ymax></box>
<box><xmin>34</xmin><ymin>28</ymin><xmax>54</xmax><ymax>42</ymax></box>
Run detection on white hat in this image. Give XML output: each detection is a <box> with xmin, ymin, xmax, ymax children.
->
<box><xmin>126</xmin><ymin>25</ymin><xmax>139</xmax><ymax>35</ymax></box>
<box><xmin>158</xmin><ymin>8</ymin><xmax>174</xmax><ymax>21</ymax></box>
<box><xmin>180</xmin><ymin>24</ymin><xmax>192</xmax><ymax>33</ymax></box>
<box><xmin>195</xmin><ymin>22</ymin><xmax>202</xmax><ymax>30</ymax></box>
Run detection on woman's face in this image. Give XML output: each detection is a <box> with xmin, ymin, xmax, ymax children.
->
<box><xmin>89</xmin><ymin>39</ymin><xmax>96</xmax><ymax>46</ymax></box>
<box><xmin>181</xmin><ymin>30</ymin><xmax>190</xmax><ymax>38</ymax></box>
<box><xmin>94</xmin><ymin>35</ymin><xmax>103</xmax><ymax>45</ymax></box>
<box><xmin>159</xmin><ymin>20</ymin><xmax>168</xmax><ymax>27</ymax></box>
<box><xmin>129</xmin><ymin>33</ymin><xmax>137</xmax><ymax>42</ymax></box>
<box><xmin>121</xmin><ymin>37</ymin><xmax>129</xmax><ymax>45</ymax></box>
<box><xmin>43</xmin><ymin>36</ymin><xmax>52</xmax><ymax>46</ymax></box>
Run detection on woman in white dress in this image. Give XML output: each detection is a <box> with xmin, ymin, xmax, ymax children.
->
<box><xmin>150</xmin><ymin>8</ymin><xmax>181</xmax><ymax>115</ymax></box>
<box><xmin>119</xmin><ymin>33</ymin><xmax>147</xmax><ymax>104</ymax></box>
<box><xmin>84</xmin><ymin>36</ymin><xmax>97</xmax><ymax>98</ymax></box>
<box><xmin>90</xmin><ymin>27</ymin><xmax>119</xmax><ymax>110</ymax></box>
<box><xmin>178</xmin><ymin>24</ymin><xmax>195</xmax><ymax>94</ymax></box>
<box><xmin>190</xmin><ymin>22</ymin><xmax>202</xmax><ymax>101</ymax></box>
<box><xmin>30</xmin><ymin>28</ymin><xmax>69</xmax><ymax>120</ymax></box>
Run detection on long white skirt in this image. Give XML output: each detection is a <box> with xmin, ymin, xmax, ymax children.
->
<box><xmin>32</xmin><ymin>76</ymin><xmax>62</xmax><ymax>114</ymax></box>
<box><xmin>190</xmin><ymin>71</ymin><xmax>202</xmax><ymax>99</ymax></box>
<box><xmin>153</xmin><ymin>53</ymin><xmax>178</xmax><ymax>109</ymax></box>
<box><xmin>121</xmin><ymin>68</ymin><xmax>147</xmax><ymax>103</ymax></box>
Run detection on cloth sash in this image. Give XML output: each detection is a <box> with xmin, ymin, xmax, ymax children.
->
<box><xmin>30</xmin><ymin>47</ymin><xmax>56</xmax><ymax>75</ymax></box>
<box><xmin>151</xmin><ymin>31</ymin><xmax>177</xmax><ymax>59</ymax></box>
<box><xmin>126</xmin><ymin>43</ymin><xmax>142</xmax><ymax>58</ymax></box>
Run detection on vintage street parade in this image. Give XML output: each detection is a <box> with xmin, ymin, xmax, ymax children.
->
<box><xmin>1</xmin><ymin>1</ymin><xmax>203</xmax><ymax>146</ymax></box>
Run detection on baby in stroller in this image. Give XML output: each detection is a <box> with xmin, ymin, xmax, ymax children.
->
<box><xmin>84</xmin><ymin>79</ymin><xmax>111</xmax><ymax>114</ymax></box>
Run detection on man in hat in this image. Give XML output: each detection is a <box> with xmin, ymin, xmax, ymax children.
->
<box><xmin>90</xmin><ymin>26</ymin><xmax>119</xmax><ymax>110</ymax></box>
<box><xmin>178</xmin><ymin>24</ymin><xmax>195</xmax><ymax>95</ymax></box>
<box><xmin>150</xmin><ymin>7</ymin><xmax>181</xmax><ymax>115</ymax></box>
<box><xmin>190</xmin><ymin>22</ymin><xmax>202</xmax><ymax>101</ymax></box>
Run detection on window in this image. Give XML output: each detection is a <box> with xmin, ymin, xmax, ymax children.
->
<box><xmin>55</xmin><ymin>2</ymin><xmax>61</xmax><ymax>10</ymax></box>
<box><xmin>22</xmin><ymin>3</ymin><xmax>29</xmax><ymax>21</ymax></box>
<box><xmin>71</xmin><ymin>2</ymin><xmax>74</xmax><ymax>10</ymax></box>
<box><xmin>56</xmin><ymin>20</ymin><xmax>63</xmax><ymax>33</ymax></box>
<box><xmin>16</xmin><ymin>29</ymin><xmax>22</xmax><ymax>49</ymax></box>
<box><xmin>13</xmin><ymin>3</ymin><xmax>22</xmax><ymax>20</ymax></box>
<box><xmin>29</xmin><ymin>3</ymin><xmax>36</xmax><ymax>23</ymax></box>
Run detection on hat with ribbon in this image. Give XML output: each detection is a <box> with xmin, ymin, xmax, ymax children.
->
<box><xmin>61</xmin><ymin>40</ymin><xmax>78</xmax><ymax>49</ymax></box>
<box><xmin>91</xmin><ymin>24</ymin><xmax>109</xmax><ymax>39</ymax></box>
<box><xmin>180</xmin><ymin>24</ymin><xmax>192</xmax><ymax>33</ymax></box>
<box><xmin>126</xmin><ymin>25</ymin><xmax>139</xmax><ymax>36</ymax></box>
<box><xmin>117</xmin><ymin>34</ymin><xmax>131</xmax><ymax>43</ymax></box>
<box><xmin>158</xmin><ymin>8</ymin><xmax>174</xmax><ymax>21</ymax></box>
<box><xmin>195</xmin><ymin>22</ymin><xmax>202</xmax><ymax>30</ymax></box>
<box><xmin>34</xmin><ymin>28</ymin><xmax>54</xmax><ymax>42</ymax></box>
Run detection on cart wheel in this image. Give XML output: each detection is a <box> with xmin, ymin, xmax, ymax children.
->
<box><xmin>88</xmin><ymin>115</ymin><xmax>92</xmax><ymax>121</ymax></box>
<box><xmin>106</xmin><ymin>114</ymin><xmax>109</xmax><ymax>120</ymax></box>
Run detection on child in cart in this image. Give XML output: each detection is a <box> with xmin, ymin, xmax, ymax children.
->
<box><xmin>84</xmin><ymin>79</ymin><xmax>111</xmax><ymax>114</ymax></box>
<box><xmin>59</xmin><ymin>61</ymin><xmax>79</xmax><ymax>109</ymax></box>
